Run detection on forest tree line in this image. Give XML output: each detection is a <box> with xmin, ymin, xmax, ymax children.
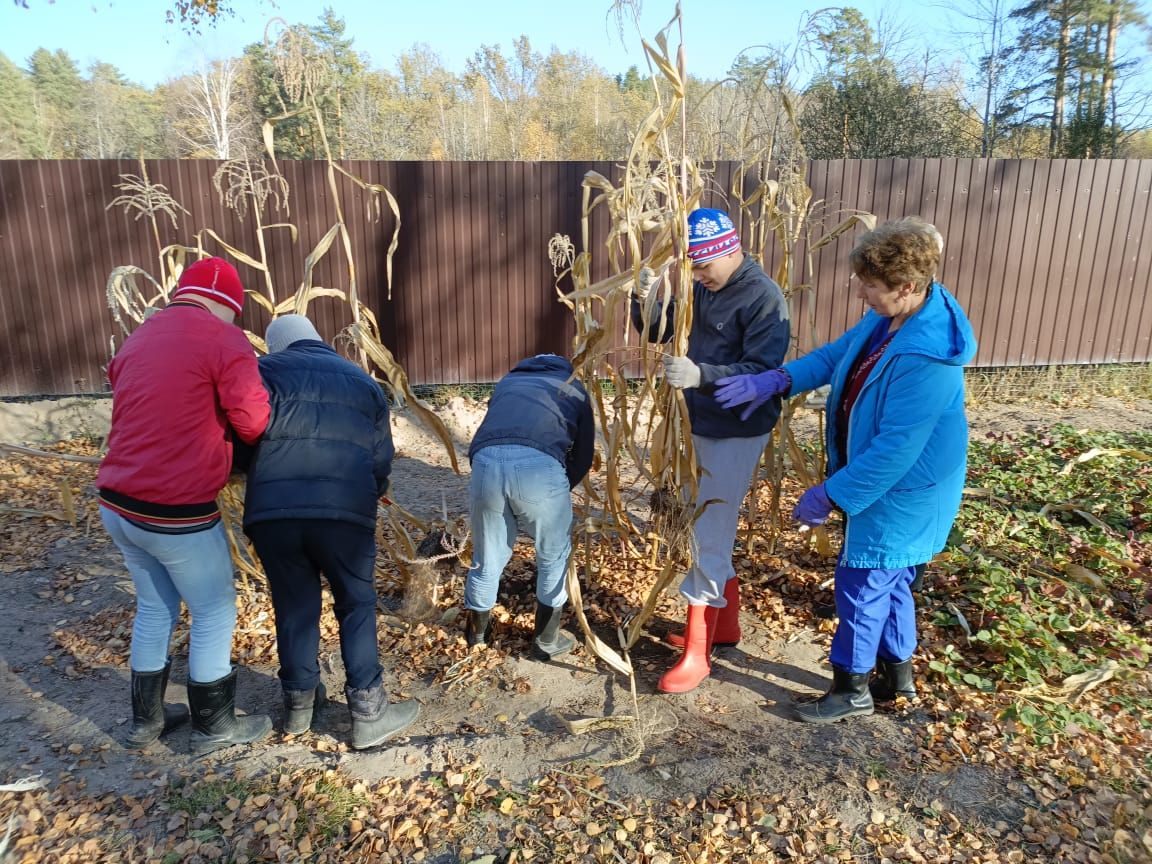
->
<box><xmin>2</xmin><ymin>2</ymin><xmax>1150</xmax><ymax>163</ymax></box>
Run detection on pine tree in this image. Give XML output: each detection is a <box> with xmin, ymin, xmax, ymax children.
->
<box><xmin>0</xmin><ymin>52</ymin><xmax>36</xmax><ymax>157</ymax></box>
<box><xmin>27</xmin><ymin>47</ymin><xmax>83</xmax><ymax>156</ymax></box>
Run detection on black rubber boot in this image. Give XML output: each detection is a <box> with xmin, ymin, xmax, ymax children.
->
<box><xmin>795</xmin><ymin>665</ymin><xmax>875</xmax><ymax>724</ymax></box>
<box><xmin>187</xmin><ymin>669</ymin><xmax>273</xmax><ymax>757</ymax></box>
<box><xmin>531</xmin><ymin>601</ymin><xmax>575</xmax><ymax>661</ymax></box>
<box><xmin>869</xmin><ymin>658</ymin><xmax>917</xmax><ymax>702</ymax></box>
<box><xmin>126</xmin><ymin>659</ymin><xmax>190</xmax><ymax>748</ymax></box>
<box><xmin>464</xmin><ymin>609</ymin><xmax>492</xmax><ymax>647</ymax></box>
<box><xmin>345</xmin><ymin>685</ymin><xmax>420</xmax><ymax>750</ymax></box>
<box><xmin>909</xmin><ymin>563</ymin><xmax>927</xmax><ymax>593</ymax></box>
<box><xmin>282</xmin><ymin>681</ymin><xmax>326</xmax><ymax>735</ymax></box>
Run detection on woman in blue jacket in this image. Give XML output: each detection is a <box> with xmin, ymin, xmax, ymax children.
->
<box><xmin>714</xmin><ymin>217</ymin><xmax>976</xmax><ymax>723</ymax></box>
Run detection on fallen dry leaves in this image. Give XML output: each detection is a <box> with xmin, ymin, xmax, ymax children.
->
<box><xmin>2</xmin><ymin>439</ymin><xmax>1151</xmax><ymax>863</ymax></box>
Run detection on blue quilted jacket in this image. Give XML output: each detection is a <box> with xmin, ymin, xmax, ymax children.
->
<box><xmin>784</xmin><ymin>284</ymin><xmax>977</xmax><ymax>568</ymax></box>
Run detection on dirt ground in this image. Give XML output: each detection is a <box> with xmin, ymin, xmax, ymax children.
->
<box><xmin>1</xmin><ymin>393</ymin><xmax>1149</xmax><ymax>857</ymax></box>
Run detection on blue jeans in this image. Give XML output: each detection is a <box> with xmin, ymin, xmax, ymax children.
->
<box><xmin>100</xmin><ymin>506</ymin><xmax>237</xmax><ymax>682</ymax></box>
<box><xmin>465</xmin><ymin>445</ymin><xmax>572</xmax><ymax>612</ymax></box>
<box><xmin>829</xmin><ymin>563</ymin><xmax>918</xmax><ymax>674</ymax></box>
<box><xmin>247</xmin><ymin>519</ymin><xmax>383</xmax><ymax>692</ymax></box>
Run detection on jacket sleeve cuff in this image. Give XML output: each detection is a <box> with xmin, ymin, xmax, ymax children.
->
<box><xmin>696</xmin><ymin>362</ymin><xmax>721</xmax><ymax>386</ymax></box>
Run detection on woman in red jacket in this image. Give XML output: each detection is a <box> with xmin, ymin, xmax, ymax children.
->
<box><xmin>97</xmin><ymin>257</ymin><xmax>272</xmax><ymax>756</ymax></box>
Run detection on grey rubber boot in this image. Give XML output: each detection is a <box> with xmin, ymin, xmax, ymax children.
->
<box><xmin>345</xmin><ymin>685</ymin><xmax>420</xmax><ymax>750</ymax></box>
<box><xmin>531</xmin><ymin>601</ymin><xmax>575</xmax><ymax>661</ymax></box>
<box><xmin>869</xmin><ymin>658</ymin><xmax>917</xmax><ymax>702</ymax></box>
<box><xmin>795</xmin><ymin>666</ymin><xmax>875</xmax><ymax>724</ymax></box>
<box><xmin>126</xmin><ymin>659</ymin><xmax>190</xmax><ymax>748</ymax></box>
<box><xmin>283</xmin><ymin>681</ymin><xmax>326</xmax><ymax>735</ymax></box>
<box><xmin>187</xmin><ymin>668</ymin><xmax>273</xmax><ymax>757</ymax></box>
<box><xmin>464</xmin><ymin>609</ymin><xmax>492</xmax><ymax>647</ymax></box>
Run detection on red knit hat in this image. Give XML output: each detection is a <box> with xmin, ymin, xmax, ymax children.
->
<box><xmin>173</xmin><ymin>257</ymin><xmax>245</xmax><ymax>315</ymax></box>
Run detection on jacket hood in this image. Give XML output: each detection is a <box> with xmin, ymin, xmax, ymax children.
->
<box><xmin>876</xmin><ymin>282</ymin><xmax>977</xmax><ymax>367</ymax></box>
<box><xmin>509</xmin><ymin>354</ymin><xmax>574</xmax><ymax>377</ymax></box>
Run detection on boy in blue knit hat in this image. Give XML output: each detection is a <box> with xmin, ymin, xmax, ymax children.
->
<box><xmin>632</xmin><ymin>207</ymin><xmax>790</xmax><ymax>693</ymax></box>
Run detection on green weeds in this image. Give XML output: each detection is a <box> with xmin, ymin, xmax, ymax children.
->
<box><xmin>924</xmin><ymin>425</ymin><xmax>1152</xmax><ymax>741</ymax></box>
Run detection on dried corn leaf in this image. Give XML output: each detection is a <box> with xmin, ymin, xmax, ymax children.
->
<box><xmin>106</xmin><ymin>266</ymin><xmax>165</xmax><ymax>334</ymax></box>
<box><xmin>345</xmin><ymin>320</ymin><xmax>460</xmax><ymax>475</ymax></box>
<box><xmin>197</xmin><ymin>229</ymin><xmax>268</xmax><ymax>271</ymax></box>
<box><xmin>809</xmin><ymin>212</ymin><xmax>878</xmax><ymax>252</ymax></box>
<box><xmin>1060</xmin><ymin>447</ymin><xmax>1152</xmax><ymax>474</ymax></box>
<box><xmin>565</xmin><ymin>557</ymin><xmax>631</xmax><ymax>676</ymax></box>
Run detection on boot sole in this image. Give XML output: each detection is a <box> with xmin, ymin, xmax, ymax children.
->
<box><xmin>794</xmin><ymin>706</ymin><xmax>874</xmax><ymax>724</ymax></box>
<box><xmin>189</xmin><ymin>719</ymin><xmax>273</xmax><ymax>757</ymax></box>
<box><xmin>350</xmin><ymin>716</ymin><xmax>419</xmax><ymax>750</ymax></box>
<box><xmin>657</xmin><ymin>671</ymin><xmax>712</xmax><ymax>694</ymax></box>
<box><xmin>870</xmin><ymin>691</ymin><xmax>917</xmax><ymax>703</ymax></box>
<box><xmin>531</xmin><ymin>640</ymin><xmax>575</xmax><ymax>662</ymax></box>
<box><xmin>351</xmin><ymin>728</ymin><xmax>410</xmax><ymax>750</ymax></box>
<box><xmin>126</xmin><ymin>710</ymin><xmax>191</xmax><ymax>748</ymax></box>
<box><xmin>126</xmin><ymin>728</ymin><xmax>164</xmax><ymax>749</ymax></box>
<box><xmin>283</xmin><ymin>716</ymin><xmax>313</xmax><ymax>736</ymax></box>
<box><xmin>531</xmin><ymin>648</ymin><xmax>572</xmax><ymax>662</ymax></box>
<box><xmin>190</xmin><ymin>734</ymin><xmax>271</xmax><ymax>758</ymax></box>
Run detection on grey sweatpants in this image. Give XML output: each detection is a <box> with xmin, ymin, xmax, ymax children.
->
<box><xmin>679</xmin><ymin>432</ymin><xmax>772</xmax><ymax>607</ymax></box>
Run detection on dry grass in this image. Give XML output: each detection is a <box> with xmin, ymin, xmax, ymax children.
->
<box><xmin>966</xmin><ymin>363</ymin><xmax>1152</xmax><ymax>405</ymax></box>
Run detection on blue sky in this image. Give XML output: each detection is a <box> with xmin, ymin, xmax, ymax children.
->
<box><xmin>3</xmin><ymin>0</ymin><xmax>946</xmax><ymax>85</ymax></box>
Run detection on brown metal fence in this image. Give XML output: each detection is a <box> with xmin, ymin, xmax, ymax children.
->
<box><xmin>0</xmin><ymin>158</ymin><xmax>1149</xmax><ymax>396</ymax></box>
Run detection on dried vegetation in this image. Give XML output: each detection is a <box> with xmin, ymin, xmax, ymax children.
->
<box><xmin>2</xmin><ymin>6</ymin><xmax>1151</xmax><ymax>864</ymax></box>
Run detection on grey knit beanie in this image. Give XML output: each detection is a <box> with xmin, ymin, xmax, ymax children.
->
<box><xmin>265</xmin><ymin>314</ymin><xmax>323</xmax><ymax>353</ymax></box>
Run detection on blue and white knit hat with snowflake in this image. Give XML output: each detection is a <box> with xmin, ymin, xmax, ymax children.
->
<box><xmin>687</xmin><ymin>208</ymin><xmax>741</xmax><ymax>263</ymax></box>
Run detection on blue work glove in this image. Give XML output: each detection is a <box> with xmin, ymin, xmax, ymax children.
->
<box><xmin>793</xmin><ymin>483</ymin><xmax>834</xmax><ymax>527</ymax></box>
<box><xmin>714</xmin><ymin>368</ymin><xmax>791</xmax><ymax>421</ymax></box>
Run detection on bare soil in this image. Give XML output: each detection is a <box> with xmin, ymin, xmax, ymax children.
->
<box><xmin>2</xmin><ymin>393</ymin><xmax>1148</xmax><ymax>854</ymax></box>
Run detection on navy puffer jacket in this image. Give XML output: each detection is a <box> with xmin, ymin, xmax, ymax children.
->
<box><xmin>631</xmin><ymin>254</ymin><xmax>790</xmax><ymax>439</ymax></box>
<box><xmin>243</xmin><ymin>341</ymin><xmax>393</xmax><ymax>530</ymax></box>
<box><xmin>469</xmin><ymin>355</ymin><xmax>595</xmax><ymax>489</ymax></box>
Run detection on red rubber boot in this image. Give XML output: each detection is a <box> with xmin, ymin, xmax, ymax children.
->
<box><xmin>667</xmin><ymin>579</ymin><xmax>740</xmax><ymax>649</ymax></box>
<box><xmin>658</xmin><ymin>604</ymin><xmax>717</xmax><ymax>693</ymax></box>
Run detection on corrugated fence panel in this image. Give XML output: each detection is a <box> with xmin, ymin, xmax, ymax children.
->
<box><xmin>1</xmin><ymin>159</ymin><xmax>1150</xmax><ymax>396</ymax></box>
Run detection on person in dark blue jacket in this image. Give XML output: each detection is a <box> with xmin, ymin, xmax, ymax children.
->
<box><xmin>715</xmin><ymin>217</ymin><xmax>976</xmax><ymax>723</ymax></box>
<box><xmin>631</xmin><ymin>208</ymin><xmax>790</xmax><ymax>694</ymax></box>
<box><xmin>242</xmin><ymin>315</ymin><xmax>419</xmax><ymax>749</ymax></box>
<box><xmin>464</xmin><ymin>354</ymin><xmax>595</xmax><ymax>661</ymax></box>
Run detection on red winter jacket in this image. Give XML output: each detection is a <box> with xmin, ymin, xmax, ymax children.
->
<box><xmin>96</xmin><ymin>302</ymin><xmax>270</xmax><ymax>517</ymax></box>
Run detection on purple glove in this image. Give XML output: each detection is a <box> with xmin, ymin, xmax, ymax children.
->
<box><xmin>793</xmin><ymin>483</ymin><xmax>834</xmax><ymax>527</ymax></box>
<box><xmin>714</xmin><ymin>369</ymin><xmax>791</xmax><ymax>421</ymax></box>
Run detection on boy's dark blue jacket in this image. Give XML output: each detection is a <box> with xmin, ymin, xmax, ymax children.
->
<box><xmin>631</xmin><ymin>254</ymin><xmax>790</xmax><ymax>439</ymax></box>
<box><xmin>242</xmin><ymin>341</ymin><xmax>393</xmax><ymax>530</ymax></box>
<box><xmin>469</xmin><ymin>355</ymin><xmax>595</xmax><ymax>489</ymax></box>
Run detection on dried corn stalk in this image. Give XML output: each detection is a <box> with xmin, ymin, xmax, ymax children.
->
<box><xmin>100</xmin><ymin>28</ymin><xmax>458</xmax><ymax>606</ymax></box>
<box><xmin>728</xmin><ymin>115</ymin><xmax>875</xmax><ymax>555</ymax></box>
<box><xmin>252</xmin><ymin>23</ymin><xmax>459</xmax><ymax>613</ymax></box>
<box><xmin>555</xmin><ymin>8</ymin><xmax>709</xmax><ymax>681</ymax></box>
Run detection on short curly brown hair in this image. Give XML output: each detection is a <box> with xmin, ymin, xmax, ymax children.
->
<box><xmin>849</xmin><ymin>217</ymin><xmax>940</xmax><ymax>292</ymax></box>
